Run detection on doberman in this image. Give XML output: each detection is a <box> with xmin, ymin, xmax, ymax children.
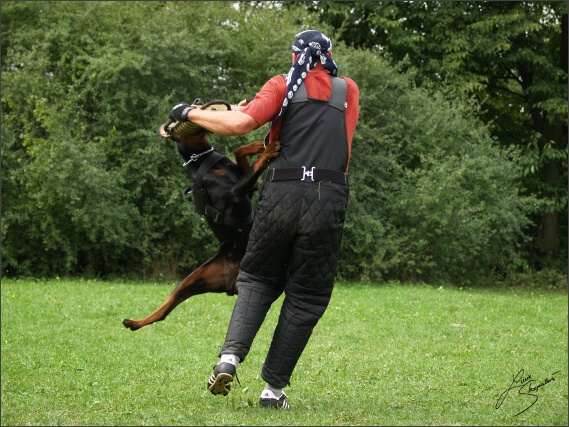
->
<box><xmin>122</xmin><ymin>107</ymin><xmax>279</xmax><ymax>331</ymax></box>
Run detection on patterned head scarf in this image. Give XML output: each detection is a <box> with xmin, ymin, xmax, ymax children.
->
<box><xmin>272</xmin><ymin>30</ymin><xmax>338</xmax><ymax>122</ymax></box>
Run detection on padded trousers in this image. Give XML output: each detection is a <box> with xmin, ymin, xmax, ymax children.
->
<box><xmin>220</xmin><ymin>179</ymin><xmax>349</xmax><ymax>388</ymax></box>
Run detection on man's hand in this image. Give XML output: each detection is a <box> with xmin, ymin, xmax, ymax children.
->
<box><xmin>238</xmin><ymin>97</ymin><xmax>255</xmax><ymax>107</ymax></box>
<box><xmin>168</xmin><ymin>102</ymin><xmax>195</xmax><ymax>122</ymax></box>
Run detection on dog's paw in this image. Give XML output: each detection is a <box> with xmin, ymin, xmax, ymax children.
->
<box><xmin>251</xmin><ymin>140</ymin><xmax>266</xmax><ymax>153</ymax></box>
<box><xmin>235</xmin><ymin>140</ymin><xmax>265</xmax><ymax>158</ymax></box>
<box><xmin>122</xmin><ymin>319</ymin><xmax>140</xmax><ymax>331</ymax></box>
<box><xmin>263</xmin><ymin>140</ymin><xmax>280</xmax><ymax>158</ymax></box>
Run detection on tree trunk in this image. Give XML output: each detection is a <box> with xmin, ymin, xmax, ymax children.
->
<box><xmin>538</xmin><ymin>13</ymin><xmax>568</xmax><ymax>262</ymax></box>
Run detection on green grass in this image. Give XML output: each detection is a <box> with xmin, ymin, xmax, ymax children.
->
<box><xmin>1</xmin><ymin>278</ymin><xmax>567</xmax><ymax>426</ymax></box>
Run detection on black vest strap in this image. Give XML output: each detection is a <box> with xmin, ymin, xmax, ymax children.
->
<box><xmin>195</xmin><ymin>152</ymin><xmax>225</xmax><ymax>184</ymax></box>
<box><xmin>284</xmin><ymin>74</ymin><xmax>347</xmax><ymax>111</ymax></box>
<box><xmin>328</xmin><ymin>77</ymin><xmax>347</xmax><ymax>111</ymax></box>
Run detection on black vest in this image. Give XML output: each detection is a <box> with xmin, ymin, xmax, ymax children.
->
<box><xmin>270</xmin><ymin>76</ymin><xmax>348</xmax><ymax>172</ymax></box>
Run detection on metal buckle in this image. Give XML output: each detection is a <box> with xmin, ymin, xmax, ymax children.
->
<box><xmin>183</xmin><ymin>187</ymin><xmax>193</xmax><ymax>201</ymax></box>
<box><xmin>301</xmin><ymin>166</ymin><xmax>315</xmax><ymax>181</ymax></box>
<box><xmin>212</xmin><ymin>211</ymin><xmax>224</xmax><ymax>224</ymax></box>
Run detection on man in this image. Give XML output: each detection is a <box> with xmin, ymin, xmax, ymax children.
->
<box><xmin>169</xmin><ymin>29</ymin><xmax>359</xmax><ymax>409</ymax></box>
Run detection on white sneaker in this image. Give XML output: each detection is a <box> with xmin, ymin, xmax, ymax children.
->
<box><xmin>259</xmin><ymin>389</ymin><xmax>291</xmax><ymax>409</ymax></box>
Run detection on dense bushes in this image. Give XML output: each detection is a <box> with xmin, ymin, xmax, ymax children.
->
<box><xmin>337</xmin><ymin>49</ymin><xmax>537</xmax><ymax>283</ymax></box>
<box><xmin>1</xmin><ymin>2</ymin><xmax>550</xmax><ymax>284</ymax></box>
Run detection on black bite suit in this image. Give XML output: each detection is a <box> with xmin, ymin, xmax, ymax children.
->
<box><xmin>220</xmin><ymin>77</ymin><xmax>350</xmax><ymax>388</ymax></box>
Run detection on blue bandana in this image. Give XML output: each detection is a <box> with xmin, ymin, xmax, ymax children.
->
<box><xmin>272</xmin><ymin>30</ymin><xmax>338</xmax><ymax>122</ymax></box>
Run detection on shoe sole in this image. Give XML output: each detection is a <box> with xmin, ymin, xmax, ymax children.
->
<box><xmin>208</xmin><ymin>373</ymin><xmax>233</xmax><ymax>396</ymax></box>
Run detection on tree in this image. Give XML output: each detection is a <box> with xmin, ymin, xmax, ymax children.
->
<box><xmin>1</xmin><ymin>1</ymin><xmax>539</xmax><ymax>284</ymax></box>
<box><xmin>337</xmin><ymin>46</ymin><xmax>536</xmax><ymax>283</ymax></box>
<box><xmin>311</xmin><ymin>1</ymin><xmax>568</xmax><ymax>270</ymax></box>
<box><xmin>0</xmin><ymin>1</ymin><xmax>322</xmax><ymax>278</ymax></box>
<box><xmin>1</xmin><ymin>1</ymin><xmax>242</xmax><ymax>276</ymax></box>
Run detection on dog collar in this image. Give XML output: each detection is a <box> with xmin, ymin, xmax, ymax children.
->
<box><xmin>183</xmin><ymin>146</ymin><xmax>214</xmax><ymax>167</ymax></box>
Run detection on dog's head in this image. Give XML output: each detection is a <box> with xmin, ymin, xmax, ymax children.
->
<box><xmin>165</xmin><ymin>98</ymin><xmax>239</xmax><ymax>137</ymax></box>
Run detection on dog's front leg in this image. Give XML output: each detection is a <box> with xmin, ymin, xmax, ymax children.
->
<box><xmin>232</xmin><ymin>141</ymin><xmax>280</xmax><ymax>198</ymax></box>
<box><xmin>234</xmin><ymin>140</ymin><xmax>266</xmax><ymax>173</ymax></box>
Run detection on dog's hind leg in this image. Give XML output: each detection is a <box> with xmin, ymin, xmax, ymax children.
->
<box><xmin>122</xmin><ymin>245</ymin><xmax>240</xmax><ymax>331</ymax></box>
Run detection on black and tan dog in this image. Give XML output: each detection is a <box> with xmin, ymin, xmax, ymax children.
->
<box><xmin>123</xmin><ymin>101</ymin><xmax>279</xmax><ymax>331</ymax></box>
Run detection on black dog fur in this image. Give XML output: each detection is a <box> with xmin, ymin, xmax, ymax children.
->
<box><xmin>122</xmin><ymin>125</ymin><xmax>279</xmax><ymax>331</ymax></box>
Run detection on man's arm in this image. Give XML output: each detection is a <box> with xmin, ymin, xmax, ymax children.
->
<box><xmin>168</xmin><ymin>75</ymin><xmax>284</xmax><ymax>136</ymax></box>
<box><xmin>185</xmin><ymin>109</ymin><xmax>260</xmax><ymax>136</ymax></box>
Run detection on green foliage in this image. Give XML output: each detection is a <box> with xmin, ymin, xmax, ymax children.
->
<box><xmin>1</xmin><ymin>1</ymin><xmax>311</xmax><ymax>278</ymax></box>
<box><xmin>0</xmin><ymin>1</ymin><xmax>324</xmax><ymax>278</ymax></box>
<box><xmin>0</xmin><ymin>1</ymin><xmax>551</xmax><ymax>283</ymax></box>
<box><xmin>313</xmin><ymin>1</ymin><xmax>568</xmax><ymax>269</ymax></box>
<box><xmin>503</xmin><ymin>268</ymin><xmax>568</xmax><ymax>292</ymax></box>
<box><xmin>338</xmin><ymin>48</ymin><xmax>537</xmax><ymax>283</ymax></box>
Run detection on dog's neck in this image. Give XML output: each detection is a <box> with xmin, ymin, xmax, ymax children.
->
<box><xmin>173</xmin><ymin>138</ymin><xmax>213</xmax><ymax>166</ymax></box>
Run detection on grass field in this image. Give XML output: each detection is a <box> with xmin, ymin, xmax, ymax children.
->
<box><xmin>1</xmin><ymin>278</ymin><xmax>567</xmax><ymax>426</ymax></box>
